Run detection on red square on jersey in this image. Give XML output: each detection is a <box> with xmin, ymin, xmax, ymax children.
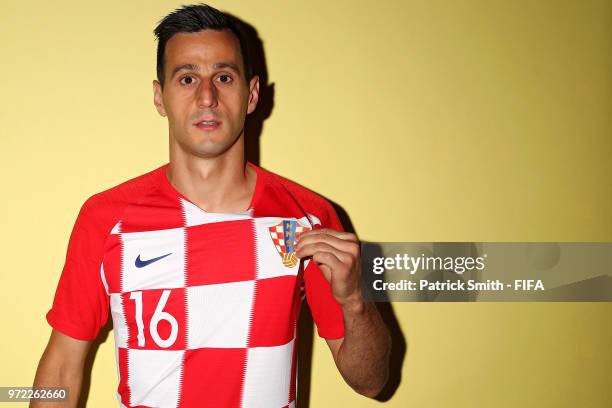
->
<box><xmin>180</xmin><ymin>347</ymin><xmax>247</xmax><ymax>407</ymax></box>
<box><xmin>248</xmin><ymin>275</ymin><xmax>298</xmax><ymax>347</ymax></box>
<box><xmin>122</xmin><ymin>288</ymin><xmax>187</xmax><ymax>351</ymax></box>
<box><xmin>186</xmin><ymin>220</ymin><xmax>256</xmax><ymax>286</ymax></box>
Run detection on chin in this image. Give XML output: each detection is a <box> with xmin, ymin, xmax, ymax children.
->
<box><xmin>172</xmin><ymin>128</ymin><xmax>241</xmax><ymax>159</ymax></box>
<box><xmin>189</xmin><ymin>141</ymin><xmax>236</xmax><ymax>159</ymax></box>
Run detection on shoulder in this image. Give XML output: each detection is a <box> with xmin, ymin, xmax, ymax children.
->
<box><xmin>255</xmin><ymin>164</ymin><xmax>342</xmax><ymax>230</ymax></box>
<box><xmin>77</xmin><ymin>164</ymin><xmax>165</xmax><ymax>226</ymax></box>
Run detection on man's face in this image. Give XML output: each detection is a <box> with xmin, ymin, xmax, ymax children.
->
<box><xmin>153</xmin><ymin>30</ymin><xmax>259</xmax><ymax>158</ymax></box>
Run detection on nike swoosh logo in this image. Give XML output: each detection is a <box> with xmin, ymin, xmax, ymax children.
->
<box><xmin>135</xmin><ymin>253</ymin><xmax>172</xmax><ymax>268</ymax></box>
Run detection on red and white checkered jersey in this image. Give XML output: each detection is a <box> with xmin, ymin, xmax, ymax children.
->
<box><xmin>46</xmin><ymin>162</ymin><xmax>345</xmax><ymax>408</ymax></box>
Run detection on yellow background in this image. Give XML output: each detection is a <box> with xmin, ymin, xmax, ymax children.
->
<box><xmin>1</xmin><ymin>0</ymin><xmax>611</xmax><ymax>407</ymax></box>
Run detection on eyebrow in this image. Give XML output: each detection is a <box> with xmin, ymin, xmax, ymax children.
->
<box><xmin>170</xmin><ymin>62</ymin><xmax>241</xmax><ymax>78</ymax></box>
<box><xmin>171</xmin><ymin>63</ymin><xmax>200</xmax><ymax>78</ymax></box>
<box><xmin>212</xmin><ymin>62</ymin><xmax>241</xmax><ymax>73</ymax></box>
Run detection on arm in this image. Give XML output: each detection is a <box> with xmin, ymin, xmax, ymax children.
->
<box><xmin>296</xmin><ymin>229</ymin><xmax>391</xmax><ymax>398</ymax></box>
<box><xmin>326</xmin><ymin>300</ymin><xmax>391</xmax><ymax>397</ymax></box>
<box><xmin>30</xmin><ymin>329</ymin><xmax>92</xmax><ymax>408</ymax></box>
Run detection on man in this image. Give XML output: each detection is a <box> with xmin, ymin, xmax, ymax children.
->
<box><xmin>32</xmin><ymin>4</ymin><xmax>391</xmax><ymax>407</ymax></box>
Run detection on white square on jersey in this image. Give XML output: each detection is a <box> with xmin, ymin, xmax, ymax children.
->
<box><xmin>186</xmin><ymin>280</ymin><xmax>255</xmax><ymax>349</ymax></box>
<box><xmin>241</xmin><ymin>339</ymin><xmax>294</xmax><ymax>408</ymax></box>
<box><xmin>121</xmin><ymin>227</ymin><xmax>186</xmax><ymax>292</ymax></box>
<box><xmin>110</xmin><ymin>293</ymin><xmax>128</xmax><ymax>348</ymax></box>
<box><xmin>128</xmin><ymin>348</ymin><xmax>184</xmax><ymax>408</ymax></box>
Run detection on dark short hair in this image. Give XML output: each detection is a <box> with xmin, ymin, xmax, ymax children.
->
<box><xmin>154</xmin><ymin>3</ymin><xmax>253</xmax><ymax>87</ymax></box>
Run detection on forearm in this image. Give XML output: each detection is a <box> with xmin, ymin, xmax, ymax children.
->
<box><xmin>30</xmin><ymin>352</ymin><xmax>83</xmax><ymax>408</ymax></box>
<box><xmin>336</xmin><ymin>299</ymin><xmax>391</xmax><ymax>398</ymax></box>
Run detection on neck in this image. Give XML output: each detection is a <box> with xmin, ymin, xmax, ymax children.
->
<box><xmin>166</xmin><ymin>135</ymin><xmax>257</xmax><ymax>213</ymax></box>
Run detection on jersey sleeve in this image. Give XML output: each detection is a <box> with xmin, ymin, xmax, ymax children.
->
<box><xmin>46</xmin><ymin>198</ymin><xmax>110</xmax><ymax>341</ymax></box>
<box><xmin>303</xmin><ymin>202</ymin><xmax>346</xmax><ymax>339</ymax></box>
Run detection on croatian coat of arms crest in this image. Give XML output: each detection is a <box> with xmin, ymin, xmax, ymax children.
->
<box><xmin>268</xmin><ymin>220</ymin><xmax>311</xmax><ymax>268</ymax></box>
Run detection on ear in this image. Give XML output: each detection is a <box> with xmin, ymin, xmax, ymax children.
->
<box><xmin>153</xmin><ymin>80</ymin><xmax>167</xmax><ymax>117</ymax></box>
<box><xmin>246</xmin><ymin>75</ymin><xmax>260</xmax><ymax>115</ymax></box>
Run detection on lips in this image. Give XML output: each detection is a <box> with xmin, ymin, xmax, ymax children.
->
<box><xmin>194</xmin><ymin>118</ymin><xmax>220</xmax><ymax>130</ymax></box>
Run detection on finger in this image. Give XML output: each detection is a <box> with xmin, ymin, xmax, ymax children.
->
<box><xmin>311</xmin><ymin>249</ymin><xmax>345</xmax><ymax>275</ymax></box>
<box><xmin>297</xmin><ymin>232</ymin><xmax>358</xmax><ymax>255</ymax></box>
<box><xmin>298</xmin><ymin>228</ymin><xmax>358</xmax><ymax>242</ymax></box>
<box><xmin>297</xmin><ymin>241</ymin><xmax>354</xmax><ymax>266</ymax></box>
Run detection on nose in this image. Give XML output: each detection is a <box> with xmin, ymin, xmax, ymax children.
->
<box><xmin>196</xmin><ymin>79</ymin><xmax>218</xmax><ymax>108</ymax></box>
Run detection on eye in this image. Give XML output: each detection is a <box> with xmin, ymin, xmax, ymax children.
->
<box><xmin>216</xmin><ymin>74</ymin><xmax>233</xmax><ymax>84</ymax></box>
<box><xmin>179</xmin><ymin>75</ymin><xmax>196</xmax><ymax>86</ymax></box>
